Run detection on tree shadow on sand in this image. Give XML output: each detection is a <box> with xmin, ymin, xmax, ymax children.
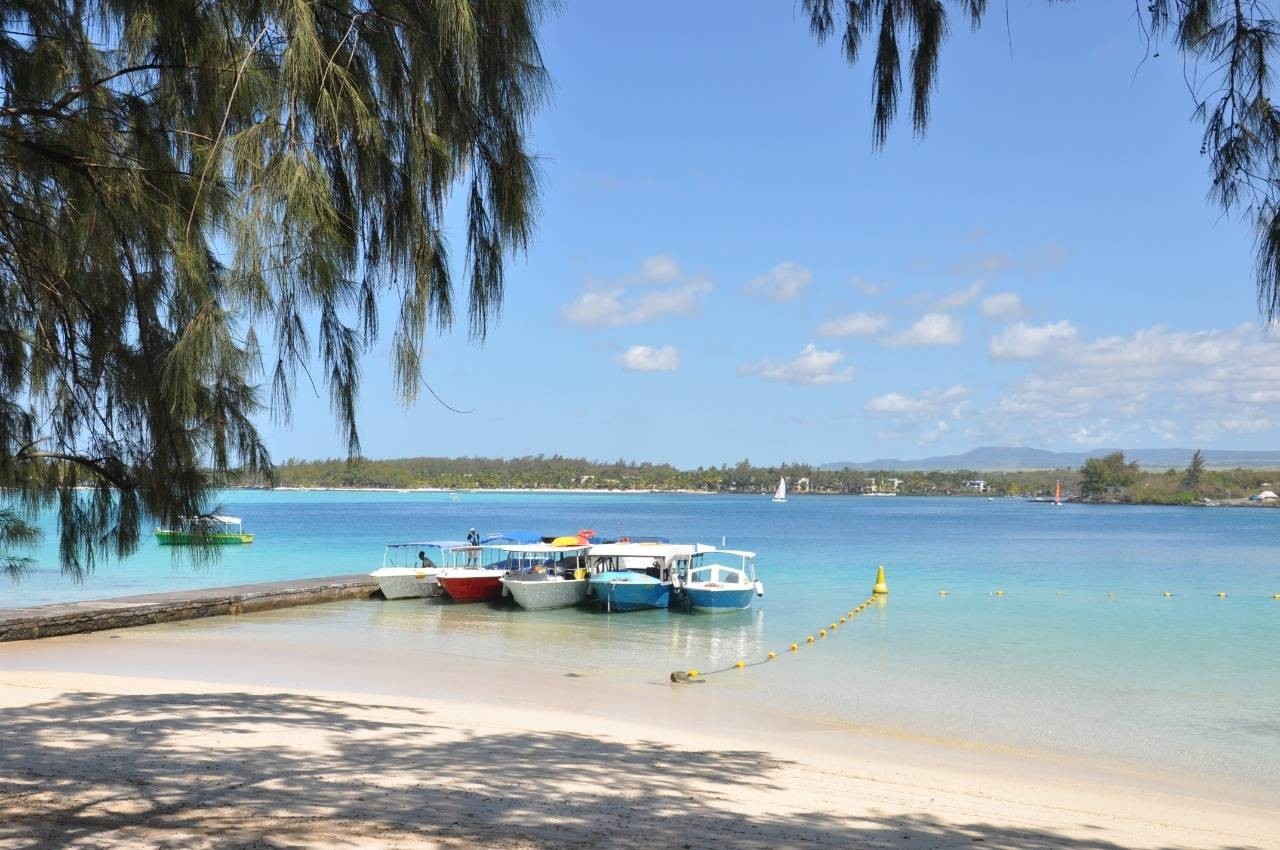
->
<box><xmin>0</xmin><ymin>691</ymin><xmax>1264</xmax><ymax>849</ymax></box>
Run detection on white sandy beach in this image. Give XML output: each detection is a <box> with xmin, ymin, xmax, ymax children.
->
<box><xmin>1</xmin><ymin>620</ymin><xmax>1276</xmax><ymax>850</ymax></box>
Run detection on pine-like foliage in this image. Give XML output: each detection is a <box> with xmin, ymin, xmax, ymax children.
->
<box><xmin>0</xmin><ymin>1</ymin><xmax>548</xmax><ymax>577</ymax></box>
<box><xmin>802</xmin><ymin>0</ymin><xmax>1280</xmax><ymax>320</ymax></box>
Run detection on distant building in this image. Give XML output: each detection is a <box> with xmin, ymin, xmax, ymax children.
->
<box><xmin>962</xmin><ymin>480</ymin><xmax>987</xmax><ymax>493</ymax></box>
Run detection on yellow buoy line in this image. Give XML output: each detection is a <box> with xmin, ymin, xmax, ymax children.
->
<box><xmin>934</xmin><ymin>589</ymin><xmax>1279</xmax><ymax>599</ymax></box>
<box><xmin>670</xmin><ymin>565</ymin><xmax>889</xmax><ymax>684</ymax></box>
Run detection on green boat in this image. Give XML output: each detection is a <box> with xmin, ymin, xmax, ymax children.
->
<box><xmin>155</xmin><ymin>515</ymin><xmax>254</xmax><ymax>545</ymax></box>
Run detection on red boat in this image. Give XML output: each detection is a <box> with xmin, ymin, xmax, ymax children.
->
<box><xmin>436</xmin><ymin>568</ymin><xmax>507</xmax><ymax>602</ymax></box>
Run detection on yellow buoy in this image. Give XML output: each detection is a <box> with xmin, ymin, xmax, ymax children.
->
<box><xmin>994</xmin><ymin>589</ymin><xmax>1006</xmax><ymax>596</ymax></box>
<box><xmin>806</xmin><ymin>635</ymin><xmax>815</xmax><ymax>643</ymax></box>
<box><xmin>1273</xmin><ymin>593</ymin><xmax>1280</xmax><ymax>600</ymax></box>
<box><xmin>687</xmin><ymin>669</ymin><xmax>699</xmax><ymax>677</ymax></box>
<box><xmin>1217</xmin><ymin>592</ymin><xmax>1228</xmax><ymax>598</ymax></box>
<box><xmin>735</xmin><ymin>660</ymin><xmax>746</xmax><ymax>669</ymax></box>
<box><xmin>872</xmin><ymin>564</ymin><xmax>889</xmax><ymax>595</ymax></box>
<box><xmin>830</xmin><ymin>623</ymin><xmax>837</xmax><ymax>630</ymax></box>
<box><xmin>819</xmin><ymin>629</ymin><xmax>827</xmax><ymax>638</ymax></box>
<box><xmin>767</xmin><ymin>651</ymin><xmax>777</xmax><ymax>660</ymax></box>
<box><xmin>790</xmin><ymin>643</ymin><xmax>799</xmax><ymax>652</ymax></box>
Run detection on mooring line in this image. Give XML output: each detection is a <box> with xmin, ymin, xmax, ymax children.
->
<box><xmin>670</xmin><ymin>565</ymin><xmax>889</xmax><ymax>684</ymax></box>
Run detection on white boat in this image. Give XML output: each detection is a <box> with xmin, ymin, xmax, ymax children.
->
<box><xmin>370</xmin><ymin>540</ymin><xmax>474</xmax><ymax>599</ymax></box>
<box><xmin>681</xmin><ymin>549</ymin><xmax>764</xmax><ymax>613</ymax></box>
<box><xmin>499</xmin><ymin>543</ymin><xmax>593</xmax><ymax>610</ymax></box>
<box><xmin>772</xmin><ymin>477</ymin><xmax>787</xmax><ymax>503</ymax></box>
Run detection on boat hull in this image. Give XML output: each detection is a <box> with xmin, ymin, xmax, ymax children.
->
<box><xmin>155</xmin><ymin>530</ymin><xmax>253</xmax><ymax>545</ymax></box>
<box><xmin>503</xmin><ymin>577</ymin><xmax>588</xmax><ymax>610</ymax></box>
<box><xmin>370</xmin><ymin>568</ymin><xmax>443</xmax><ymax>600</ymax></box>
<box><xmin>683</xmin><ymin>585</ymin><xmax>755</xmax><ymax>613</ymax></box>
<box><xmin>438</xmin><ymin>572</ymin><xmax>505</xmax><ymax>603</ymax></box>
<box><xmin>589</xmin><ymin>572</ymin><xmax>671</xmax><ymax>611</ymax></box>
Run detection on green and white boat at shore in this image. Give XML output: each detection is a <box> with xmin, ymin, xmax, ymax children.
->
<box><xmin>155</xmin><ymin>515</ymin><xmax>254</xmax><ymax>545</ymax></box>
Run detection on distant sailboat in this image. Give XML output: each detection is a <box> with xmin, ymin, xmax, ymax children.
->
<box><xmin>772</xmin><ymin>477</ymin><xmax>787</xmax><ymax>503</ymax></box>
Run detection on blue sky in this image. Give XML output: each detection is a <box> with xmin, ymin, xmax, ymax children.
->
<box><xmin>260</xmin><ymin>2</ymin><xmax>1277</xmax><ymax>468</ymax></box>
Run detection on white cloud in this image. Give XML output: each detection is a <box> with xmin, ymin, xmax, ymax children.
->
<box><xmin>983</xmin><ymin>323</ymin><xmax>1280</xmax><ymax>448</ymax></box>
<box><xmin>618</xmin><ymin>345</ymin><xmax>679</xmax><ymax>372</ymax></box>
<box><xmin>559</xmin><ymin>257</ymin><xmax>713</xmax><ymax>327</ymax></box>
<box><xmin>641</xmin><ymin>254</ymin><xmax>681</xmax><ymax>283</ymax></box>
<box><xmin>744</xmin><ymin>261</ymin><xmax>812</xmax><ymax>302</ymax></box>
<box><xmin>980</xmin><ymin>292</ymin><xmax>1027</xmax><ymax>320</ymax></box>
<box><xmin>740</xmin><ymin>343</ymin><xmax>853</xmax><ymax>385</ymax></box>
<box><xmin>866</xmin><ymin>392</ymin><xmax>929</xmax><ymax>414</ymax></box>
<box><xmin>866</xmin><ymin>385</ymin><xmax>970</xmax><ymax>418</ymax></box>
<box><xmin>989</xmin><ymin>320</ymin><xmax>1078</xmax><ymax>360</ymax></box>
<box><xmin>940</xmin><ymin>242</ymin><xmax>1069</xmax><ymax>277</ymax></box>
<box><xmin>919</xmin><ymin>420</ymin><xmax>950</xmax><ymax>446</ymax></box>
<box><xmin>887</xmin><ymin>313</ymin><xmax>963</xmax><ymax>347</ymax></box>
<box><xmin>945</xmin><ymin>253</ymin><xmax>1014</xmax><ymax>276</ymax></box>
<box><xmin>815</xmin><ymin>312</ymin><xmax>889</xmax><ymax>337</ymax></box>
<box><xmin>865</xmin><ymin>386</ymin><xmax>970</xmax><ymax>445</ymax></box>
<box><xmin>850</xmin><ymin>275</ymin><xmax>882</xmax><ymax>296</ymax></box>
<box><xmin>934</xmin><ymin>280</ymin><xmax>986</xmax><ymax>311</ymax></box>
<box><xmin>1219</xmin><ymin>416</ymin><xmax>1271</xmax><ymax>434</ymax></box>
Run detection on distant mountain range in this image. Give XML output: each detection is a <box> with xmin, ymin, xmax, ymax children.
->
<box><xmin>821</xmin><ymin>446</ymin><xmax>1280</xmax><ymax>472</ymax></box>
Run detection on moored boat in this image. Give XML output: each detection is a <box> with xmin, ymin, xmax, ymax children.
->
<box><xmin>681</xmin><ymin>549</ymin><xmax>764</xmax><ymax>613</ymax></box>
<box><xmin>586</xmin><ymin>542</ymin><xmax>706</xmax><ymax>612</ymax></box>
<box><xmin>370</xmin><ymin>540</ymin><xmax>473</xmax><ymax>599</ymax></box>
<box><xmin>436</xmin><ymin>565</ymin><xmax>508</xmax><ymax>603</ymax></box>
<box><xmin>155</xmin><ymin>515</ymin><xmax>253</xmax><ymax>545</ymax></box>
<box><xmin>499</xmin><ymin>543</ymin><xmax>593</xmax><ymax>610</ymax></box>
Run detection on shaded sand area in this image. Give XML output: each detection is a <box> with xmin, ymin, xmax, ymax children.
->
<box><xmin>1</xmin><ymin>609</ymin><xmax>1277</xmax><ymax>849</ymax></box>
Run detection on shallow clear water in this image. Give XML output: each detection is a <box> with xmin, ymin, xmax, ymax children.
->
<box><xmin>4</xmin><ymin>490</ymin><xmax>1279</xmax><ymax>788</ymax></box>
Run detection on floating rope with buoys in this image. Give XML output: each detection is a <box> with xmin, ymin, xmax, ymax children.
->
<box><xmin>670</xmin><ymin>565</ymin><xmax>890</xmax><ymax>684</ymax></box>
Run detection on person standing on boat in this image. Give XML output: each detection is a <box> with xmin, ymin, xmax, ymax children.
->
<box><xmin>466</xmin><ymin>528</ymin><xmax>481</xmax><ymax>565</ymax></box>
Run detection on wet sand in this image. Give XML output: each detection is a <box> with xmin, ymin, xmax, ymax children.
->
<box><xmin>1</xmin><ymin>616</ymin><xmax>1277</xmax><ymax>849</ymax></box>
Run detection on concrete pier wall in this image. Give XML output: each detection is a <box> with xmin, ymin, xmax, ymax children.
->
<box><xmin>0</xmin><ymin>575</ymin><xmax>380</xmax><ymax>642</ymax></box>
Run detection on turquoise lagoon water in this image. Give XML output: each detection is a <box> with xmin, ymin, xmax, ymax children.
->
<box><xmin>3</xmin><ymin>490</ymin><xmax>1279</xmax><ymax>789</ymax></box>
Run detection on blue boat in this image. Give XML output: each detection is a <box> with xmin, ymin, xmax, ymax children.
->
<box><xmin>586</xmin><ymin>543</ymin><xmax>705</xmax><ymax>612</ymax></box>
<box><xmin>589</xmin><ymin>570</ymin><xmax>672</xmax><ymax>611</ymax></box>
<box><xmin>680</xmin><ymin>549</ymin><xmax>764</xmax><ymax>613</ymax></box>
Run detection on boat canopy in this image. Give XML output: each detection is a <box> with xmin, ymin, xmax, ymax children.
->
<box><xmin>210</xmin><ymin>515</ymin><xmax>242</xmax><ymax>525</ymax></box>
<box><xmin>716</xmin><ymin>549</ymin><xmax>756</xmax><ymax>559</ymax></box>
<box><xmin>587</xmin><ymin>542</ymin><xmax>705</xmax><ymax>559</ymax></box>
<box><xmin>384</xmin><ymin>540</ymin><xmax>472</xmax><ymax>551</ymax></box>
<box><xmin>489</xmin><ymin>542</ymin><xmax>590</xmax><ymax>554</ymax></box>
<box><xmin>482</xmin><ymin>530</ymin><xmax>543</xmax><ymax>544</ymax></box>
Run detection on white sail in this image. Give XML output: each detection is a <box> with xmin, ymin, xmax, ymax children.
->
<box><xmin>772</xmin><ymin>477</ymin><xmax>786</xmax><ymax>502</ymax></box>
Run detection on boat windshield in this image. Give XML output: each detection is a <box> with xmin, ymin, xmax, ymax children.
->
<box><xmin>491</xmin><ymin>544</ymin><xmax>589</xmax><ymax>577</ymax></box>
<box><xmin>381</xmin><ymin>541</ymin><xmax>473</xmax><ymax>569</ymax></box>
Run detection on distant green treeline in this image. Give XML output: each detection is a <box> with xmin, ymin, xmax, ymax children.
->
<box><xmin>247</xmin><ymin>455</ymin><xmax>1280</xmax><ymax>505</ymax></box>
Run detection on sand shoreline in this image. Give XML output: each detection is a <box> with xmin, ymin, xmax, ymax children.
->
<box><xmin>2</xmin><ymin>625</ymin><xmax>1276</xmax><ymax>849</ymax></box>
